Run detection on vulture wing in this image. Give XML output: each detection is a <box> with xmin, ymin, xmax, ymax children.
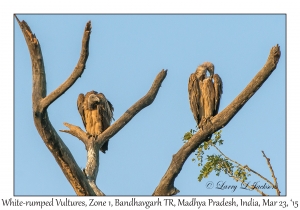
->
<box><xmin>96</xmin><ymin>93</ymin><xmax>114</xmax><ymax>154</ymax></box>
<box><xmin>213</xmin><ymin>74</ymin><xmax>223</xmax><ymax>115</ymax></box>
<box><xmin>188</xmin><ymin>73</ymin><xmax>202</xmax><ymax>125</ymax></box>
<box><xmin>77</xmin><ymin>93</ymin><xmax>86</xmax><ymax>129</ymax></box>
<box><xmin>107</xmin><ymin>100</ymin><xmax>115</xmax><ymax>120</ymax></box>
<box><xmin>96</xmin><ymin>93</ymin><xmax>114</xmax><ymax>131</ymax></box>
<box><xmin>202</xmin><ymin>77</ymin><xmax>215</xmax><ymax>118</ymax></box>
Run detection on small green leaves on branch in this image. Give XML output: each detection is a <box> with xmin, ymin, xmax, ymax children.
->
<box><xmin>182</xmin><ymin>129</ymin><xmax>280</xmax><ymax>196</ymax></box>
<box><xmin>183</xmin><ymin>129</ymin><xmax>225</xmax><ymax>168</ymax></box>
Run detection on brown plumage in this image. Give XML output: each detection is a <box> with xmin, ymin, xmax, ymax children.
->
<box><xmin>188</xmin><ymin>62</ymin><xmax>223</xmax><ymax>128</ymax></box>
<box><xmin>77</xmin><ymin>91</ymin><xmax>114</xmax><ymax>153</ymax></box>
<box><xmin>213</xmin><ymin>74</ymin><xmax>223</xmax><ymax>115</ymax></box>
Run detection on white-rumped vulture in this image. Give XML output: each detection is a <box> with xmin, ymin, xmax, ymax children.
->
<box><xmin>188</xmin><ymin>62</ymin><xmax>223</xmax><ymax>128</ymax></box>
<box><xmin>77</xmin><ymin>91</ymin><xmax>114</xmax><ymax>153</ymax></box>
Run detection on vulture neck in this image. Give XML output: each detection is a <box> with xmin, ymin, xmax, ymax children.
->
<box><xmin>88</xmin><ymin>97</ymin><xmax>99</xmax><ymax>110</ymax></box>
<box><xmin>88</xmin><ymin>102</ymin><xmax>97</xmax><ymax>110</ymax></box>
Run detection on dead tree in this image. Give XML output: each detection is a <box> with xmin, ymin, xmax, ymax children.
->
<box><xmin>15</xmin><ymin>15</ymin><xmax>281</xmax><ymax>196</ymax></box>
<box><xmin>152</xmin><ymin>44</ymin><xmax>281</xmax><ymax>195</ymax></box>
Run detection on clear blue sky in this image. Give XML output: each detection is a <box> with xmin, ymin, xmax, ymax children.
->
<box><xmin>13</xmin><ymin>14</ymin><xmax>285</xmax><ymax>196</ymax></box>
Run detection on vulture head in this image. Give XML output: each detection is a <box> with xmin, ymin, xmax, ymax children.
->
<box><xmin>88</xmin><ymin>94</ymin><xmax>100</xmax><ymax>109</ymax></box>
<box><xmin>195</xmin><ymin>61</ymin><xmax>215</xmax><ymax>80</ymax></box>
<box><xmin>203</xmin><ymin>61</ymin><xmax>215</xmax><ymax>78</ymax></box>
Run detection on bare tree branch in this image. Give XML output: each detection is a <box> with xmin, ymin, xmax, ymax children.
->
<box><xmin>15</xmin><ymin>15</ymin><xmax>96</xmax><ymax>195</ymax></box>
<box><xmin>61</xmin><ymin>69</ymin><xmax>167</xmax><ymax>147</ymax></box>
<box><xmin>14</xmin><ymin>15</ymin><xmax>46</xmax><ymax>109</ymax></box>
<box><xmin>40</xmin><ymin>21</ymin><xmax>92</xmax><ymax>110</ymax></box>
<box><xmin>153</xmin><ymin>45</ymin><xmax>281</xmax><ymax>196</ymax></box>
<box><xmin>262</xmin><ymin>151</ymin><xmax>281</xmax><ymax>196</ymax></box>
<box><xmin>61</xmin><ymin>70</ymin><xmax>167</xmax><ymax>190</ymax></box>
<box><xmin>60</xmin><ymin>123</ymin><xmax>105</xmax><ymax>196</ymax></box>
<box><xmin>60</xmin><ymin>123</ymin><xmax>89</xmax><ymax>145</ymax></box>
<box><xmin>88</xmin><ymin>180</ymin><xmax>105</xmax><ymax>196</ymax></box>
<box><xmin>96</xmin><ymin>69</ymin><xmax>167</xmax><ymax>147</ymax></box>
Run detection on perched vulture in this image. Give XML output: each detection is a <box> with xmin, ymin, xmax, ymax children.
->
<box><xmin>188</xmin><ymin>62</ymin><xmax>223</xmax><ymax>128</ymax></box>
<box><xmin>77</xmin><ymin>91</ymin><xmax>114</xmax><ymax>153</ymax></box>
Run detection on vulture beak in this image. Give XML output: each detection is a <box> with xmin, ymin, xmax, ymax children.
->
<box><xmin>208</xmin><ymin>67</ymin><xmax>214</xmax><ymax>78</ymax></box>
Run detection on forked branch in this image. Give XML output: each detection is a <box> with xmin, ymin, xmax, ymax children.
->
<box><xmin>16</xmin><ymin>14</ymin><xmax>168</xmax><ymax>196</ymax></box>
<box><xmin>262</xmin><ymin>151</ymin><xmax>280</xmax><ymax>196</ymax></box>
<box><xmin>152</xmin><ymin>45</ymin><xmax>281</xmax><ymax>196</ymax></box>
<box><xmin>15</xmin><ymin>15</ymin><xmax>96</xmax><ymax>195</ymax></box>
<box><xmin>40</xmin><ymin>21</ymin><xmax>92</xmax><ymax>110</ymax></box>
<box><xmin>61</xmin><ymin>70</ymin><xmax>167</xmax><ymax>188</ymax></box>
<box><xmin>61</xmin><ymin>69</ymin><xmax>167</xmax><ymax>148</ymax></box>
